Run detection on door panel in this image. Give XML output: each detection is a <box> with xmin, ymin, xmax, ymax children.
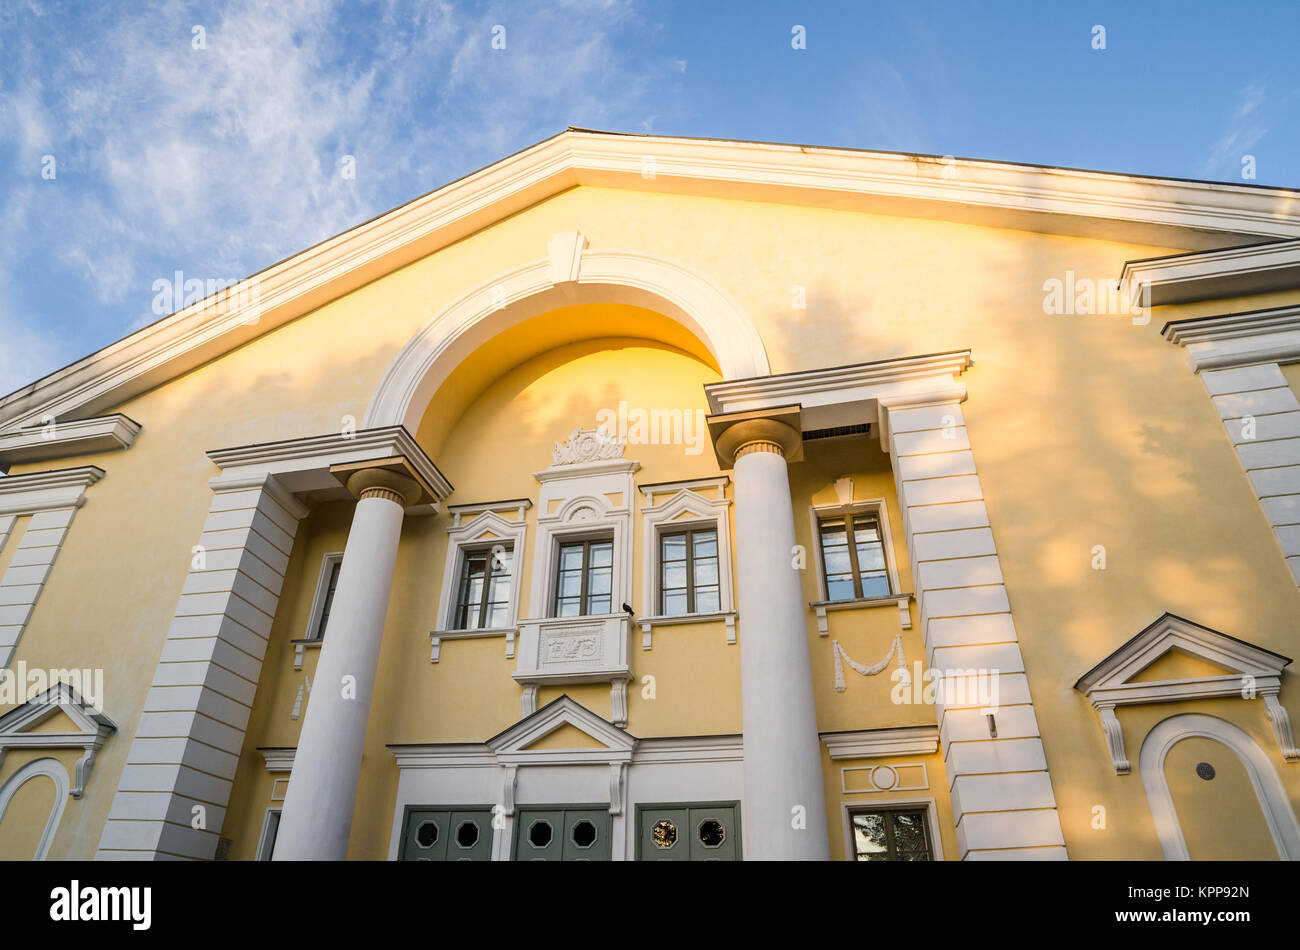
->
<box><xmin>637</xmin><ymin>802</ymin><xmax>741</xmax><ymax>861</ymax></box>
<box><xmin>513</xmin><ymin>806</ymin><xmax>611</xmax><ymax>861</ymax></box>
<box><xmin>399</xmin><ymin>807</ymin><xmax>493</xmax><ymax>861</ymax></box>
<box><xmin>638</xmin><ymin>807</ymin><xmax>690</xmax><ymax>861</ymax></box>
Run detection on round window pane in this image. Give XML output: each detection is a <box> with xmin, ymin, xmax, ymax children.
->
<box><xmin>652</xmin><ymin>820</ymin><xmax>678</xmax><ymax>849</ymax></box>
<box><xmin>571</xmin><ymin>819</ymin><xmax>598</xmax><ymax>849</ymax></box>
<box><xmin>698</xmin><ymin>818</ymin><xmax>725</xmax><ymax>848</ymax></box>
<box><xmin>455</xmin><ymin>820</ymin><xmax>479</xmax><ymax>849</ymax></box>
<box><xmin>528</xmin><ymin>819</ymin><xmax>553</xmax><ymax>848</ymax></box>
<box><xmin>415</xmin><ymin>820</ymin><xmax>439</xmax><ymax>848</ymax></box>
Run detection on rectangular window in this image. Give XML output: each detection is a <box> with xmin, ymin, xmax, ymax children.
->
<box><xmin>850</xmin><ymin>808</ymin><xmax>933</xmax><ymax>861</ymax></box>
<box><xmin>554</xmin><ymin>538</ymin><xmax>613</xmax><ymax>617</ymax></box>
<box><xmin>256</xmin><ymin>808</ymin><xmax>281</xmax><ymax>861</ymax></box>
<box><xmin>819</xmin><ymin>512</ymin><xmax>890</xmax><ymax>601</ymax></box>
<box><xmin>310</xmin><ymin>557</ymin><xmax>343</xmax><ymax>640</ymax></box>
<box><xmin>454</xmin><ymin>546</ymin><xmax>513</xmax><ymax>630</ymax></box>
<box><xmin>659</xmin><ymin>528</ymin><xmax>720</xmax><ymax>615</ymax></box>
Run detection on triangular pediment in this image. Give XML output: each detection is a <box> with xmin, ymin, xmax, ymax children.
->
<box><xmin>0</xmin><ymin>682</ymin><xmax>115</xmax><ymax>740</ymax></box>
<box><xmin>486</xmin><ymin>695</ymin><xmax>636</xmax><ymax>757</ymax></box>
<box><xmin>1075</xmin><ymin>612</ymin><xmax>1291</xmax><ymax>704</ymax></box>
<box><xmin>1</xmin><ymin>129</ymin><xmax>1292</xmax><ymax>436</ymax></box>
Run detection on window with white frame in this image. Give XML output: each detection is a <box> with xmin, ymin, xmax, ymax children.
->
<box><xmin>305</xmin><ymin>553</ymin><xmax>344</xmax><ymax>640</ymax></box>
<box><xmin>554</xmin><ymin>537</ymin><xmax>614</xmax><ymax>617</ymax></box>
<box><xmin>847</xmin><ymin>804</ymin><xmax>935</xmax><ymax>861</ymax></box>
<box><xmin>434</xmin><ymin>501</ymin><xmax>530</xmax><ymax>635</ymax></box>
<box><xmin>811</xmin><ymin>500</ymin><xmax>899</xmax><ymax>603</ymax></box>
<box><xmin>639</xmin><ymin>477</ymin><xmax>734</xmax><ymax>623</ymax></box>
<box><xmin>659</xmin><ymin>527</ymin><xmax>720</xmax><ymax>615</ymax></box>
<box><xmin>453</xmin><ymin>544</ymin><xmax>514</xmax><ymax>630</ymax></box>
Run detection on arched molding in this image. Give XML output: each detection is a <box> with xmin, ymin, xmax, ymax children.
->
<box><xmin>0</xmin><ymin>757</ymin><xmax>70</xmax><ymax>860</ymax></box>
<box><xmin>364</xmin><ymin>237</ymin><xmax>770</xmax><ymax>434</ymax></box>
<box><xmin>1138</xmin><ymin>713</ymin><xmax>1300</xmax><ymax>861</ymax></box>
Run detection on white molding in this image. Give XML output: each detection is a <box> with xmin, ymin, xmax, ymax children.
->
<box><xmin>1163</xmin><ymin>303</ymin><xmax>1300</xmax><ymax>372</ymax></box>
<box><xmin>254</xmin><ymin>807</ymin><xmax>282</xmax><ymax>861</ymax></box>
<box><xmin>0</xmin><ymin>415</ymin><xmax>141</xmax><ymax>468</ymax></box>
<box><xmin>840</xmin><ymin>797</ymin><xmax>945</xmax><ymax>862</ymax></box>
<box><xmin>0</xmin><ymin>682</ymin><xmax>115</xmax><ymax>798</ymax></box>
<box><xmin>1123</xmin><ymin>239</ymin><xmax>1300</xmax><ymax>308</ymax></box>
<box><xmin>4</xmin><ymin>130</ymin><xmax>1293</xmax><ymax>433</ymax></box>
<box><xmin>208</xmin><ymin>425</ymin><xmax>451</xmax><ymax>514</ymax></box>
<box><xmin>486</xmin><ymin>695</ymin><xmax>637</xmax><ymax>762</ymax></box>
<box><xmin>0</xmin><ymin>757</ymin><xmax>70</xmax><ymax>859</ymax></box>
<box><xmin>0</xmin><ymin>465</ymin><xmax>104</xmax><ymax>517</ymax></box>
<box><xmin>1139</xmin><ymin>712</ymin><xmax>1300</xmax><ymax>860</ymax></box>
<box><xmin>364</xmin><ymin>243</ymin><xmax>771</xmax><ymax>433</ymax></box>
<box><xmin>258</xmin><ymin>748</ymin><xmax>296</xmax><ymax>773</ymax></box>
<box><xmin>706</xmin><ymin>350</ymin><xmax>972</xmax><ymax>438</ymax></box>
<box><xmin>820</xmin><ymin>726</ymin><xmax>940</xmax><ymax>760</ymax></box>
<box><xmin>638</xmin><ymin>478</ymin><xmax>734</xmax><ymax>648</ymax></box>
<box><xmin>1075</xmin><ymin>612</ymin><xmax>1296</xmax><ymax>772</ymax></box>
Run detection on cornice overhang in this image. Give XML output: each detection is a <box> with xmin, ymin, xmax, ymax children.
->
<box><xmin>1162</xmin><ymin>303</ymin><xmax>1300</xmax><ymax>371</ymax></box>
<box><xmin>819</xmin><ymin>725</ymin><xmax>940</xmax><ymax>760</ymax></box>
<box><xmin>1</xmin><ymin>129</ymin><xmax>1296</xmax><ymax>435</ymax></box>
<box><xmin>207</xmin><ymin>426</ymin><xmax>451</xmax><ymax>515</ymax></box>
<box><xmin>705</xmin><ymin>350</ymin><xmax>971</xmax><ymax>439</ymax></box>
<box><xmin>1121</xmin><ymin>238</ymin><xmax>1300</xmax><ymax>308</ymax></box>
<box><xmin>0</xmin><ymin>465</ymin><xmax>105</xmax><ymax>516</ymax></box>
<box><xmin>0</xmin><ymin>414</ymin><xmax>140</xmax><ymax>470</ymax></box>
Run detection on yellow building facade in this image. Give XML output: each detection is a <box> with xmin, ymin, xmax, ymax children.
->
<box><xmin>0</xmin><ymin>130</ymin><xmax>1298</xmax><ymax>861</ymax></box>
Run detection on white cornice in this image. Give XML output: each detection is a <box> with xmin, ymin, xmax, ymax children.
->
<box><xmin>2</xmin><ymin>130</ymin><xmax>1296</xmax><ymax>434</ymax></box>
<box><xmin>706</xmin><ymin>350</ymin><xmax>971</xmax><ymax>437</ymax></box>
<box><xmin>1162</xmin><ymin>304</ymin><xmax>1300</xmax><ymax>371</ymax></box>
<box><xmin>819</xmin><ymin>726</ymin><xmax>939</xmax><ymax>760</ymax></box>
<box><xmin>207</xmin><ymin>426</ymin><xmax>452</xmax><ymax>513</ymax></box>
<box><xmin>257</xmin><ymin>747</ymin><xmax>296</xmax><ymax>773</ymax></box>
<box><xmin>0</xmin><ymin>465</ymin><xmax>105</xmax><ymax>516</ymax></box>
<box><xmin>1122</xmin><ymin>239</ymin><xmax>1300</xmax><ymax>307</ymax></box>
<box><xmin>0</xmin><ymin>414</ymin><xmax>140</xmax><ymax>469</ymax></box>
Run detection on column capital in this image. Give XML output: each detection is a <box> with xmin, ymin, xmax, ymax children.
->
<box><xmin>329</xmin><ymin>455</ymin><xmax>436</xmax><ymax>509</ymax></box>
<box><xmin>706</xmin><ymin>405</ymin><xmax>803</xmax><ymax>468</ymax></box>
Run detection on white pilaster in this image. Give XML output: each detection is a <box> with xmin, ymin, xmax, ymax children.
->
<box><xmin>0</xmin><ymin>466</ymin><xmax>105</xmax><ymax>669</ymax></box>
<box><xmin>272</xmin><ymin>470</ymin><xmax>418</xmax><ymax>860</ymax></box>
<box><xmin>883</xmin><ymin>397</ymin><xmax>1067</xmax><ymax>860</ymax></box>
<box><xmin>714</xmin><ymin>412</ymin><xmax>830</xmax><ymax>860</ymax></box>
<box><xmin>96</xmin><ymin>475</ymin><xmax>307</xmax><ymax>860</ymax></box>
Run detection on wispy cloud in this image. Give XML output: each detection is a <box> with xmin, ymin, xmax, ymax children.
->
<box><xmin>0</xmin><ymin>0</ymin><xmax>676</xmax><ymax>396</ymax></box>
<box><xmin>1200</xmin><ymin>81</ymin><xmax>1269</xmax><ymax>180</ymax></box>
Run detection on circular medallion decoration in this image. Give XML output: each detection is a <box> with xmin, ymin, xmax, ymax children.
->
<box><xmin>1196</xmin><ymin>762</ymin><xmax>1216</xmax><ymax>781</ymax></box>
<box><xmin>871</xmin><ymin>765</ymin><xmax>899</xmax><ymax>790</ymax></box>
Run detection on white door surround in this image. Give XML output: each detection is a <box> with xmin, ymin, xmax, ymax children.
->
<box><xmin>1139</xmin><ymin>712</ymin><xmax>1300</xmax><ymax>860</ymax></box>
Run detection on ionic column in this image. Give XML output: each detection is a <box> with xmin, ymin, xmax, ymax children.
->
<box><xmin>710</xmin><ymin>408</ymin><xmax>829</xmax><ymax>860</ymax></box>
<box><xmin>273</xmin><ymin>467</ymin><xmax>420</xmax><ymax>860</ymax></box>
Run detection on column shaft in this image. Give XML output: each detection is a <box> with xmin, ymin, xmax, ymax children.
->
<box><xmin>733</xmin><ymin>444</ymin><xmax>830</xmax><ymax>860</ymax></box>
<box><xmin>274</xmin><ymin>490</ymin><xmax>406</xmax><ymax>860</ymax></box>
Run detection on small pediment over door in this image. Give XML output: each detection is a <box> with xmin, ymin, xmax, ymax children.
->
<box><xmin>1075</xmin><ymin>612</ymin><xmax>1296</xmax><ymax>773</ymax></box>
<box><xmin>0</xmin><ymin>682</ymin><xmax>116</xmax><ymax>797</ymax></box>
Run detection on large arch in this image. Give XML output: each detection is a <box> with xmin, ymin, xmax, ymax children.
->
<box><xmin>1139</xmin><ymin>712</ymin><xmax>1300</xmax><ymax>860</ymax></box>
<box><xmin>363</xmin><ymin>235</ymin><xmax>770</xmax><ymax>433</ymax></box>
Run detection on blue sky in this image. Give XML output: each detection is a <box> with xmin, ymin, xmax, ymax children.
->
<box><xmin>2</xmin><ymin>0</ymin><xmax>1298</xmax><ymax>397</ymax></box>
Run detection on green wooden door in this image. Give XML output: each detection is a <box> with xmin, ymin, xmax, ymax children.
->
<box><xmin>512</xmin><ymin>806</ymin><xmax>612</xmax><ymax>861</ymax></box>
<box><xmin>398</xmin><ymin>806</ymin><xmax>493</xmax><ymax>861</ymax></box>
<box><xmin>637</xmin><ymin>802</ymin><xmax>741</xmax><ymax>861</ymax></box>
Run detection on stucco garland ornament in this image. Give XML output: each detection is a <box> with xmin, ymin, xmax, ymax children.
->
<box><xmin>552</xmin><ymin>426</ymin><xmax>626</xmax><ymax>465</ymax></box>
<box><xmin>832</xmin><ymin>635</ymin><xmax>908</xmax><ymax>692</ymax></box>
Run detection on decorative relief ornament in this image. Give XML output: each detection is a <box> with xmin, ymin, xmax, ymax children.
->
<box><xmin>552</xmin><ymin>426</ymin><xmax>626</xmax><ymax>465</ymax></box>
<box><xmin>832</xmin><ymin>634</ymin><xmax>908</xmax><ymax>692</ymax></box>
